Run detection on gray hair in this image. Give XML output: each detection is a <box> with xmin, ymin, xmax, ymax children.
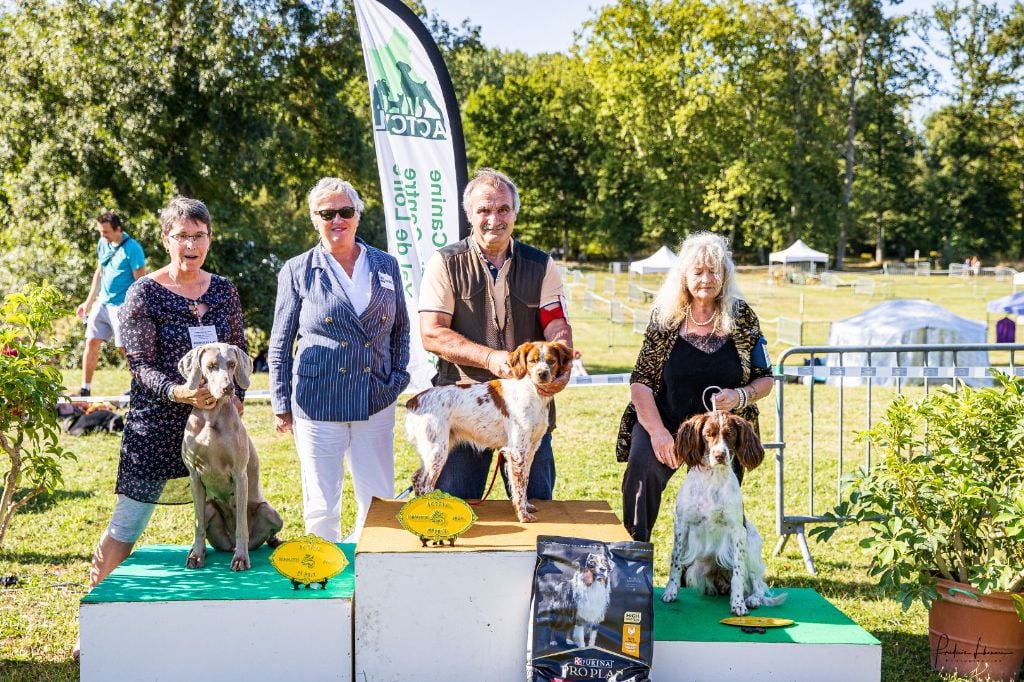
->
<box><xmin>159</xmin><ymin>197</ymin><xmax>211</xmax><ymax>236</ymax></box>
<box><xmin>307</xmin><ymin>177</ymin><xmax>365</xmax><ymax>214</ymax></box>
<box><xmin>462</xmin><ymin>167</ymin><xmax>520</xmax><ymax>218</ymax></box>
<box><xmin>650</xmin><ymin>231</ymin><xmax>742</xmax><ymax>334</ymax></box>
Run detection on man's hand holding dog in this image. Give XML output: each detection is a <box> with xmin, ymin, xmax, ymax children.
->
<box><xmin>485</xmin><ymin>349</ymin><xmax>513</xmax><ymax>379</ymax></box>
<box><xmin>536</xmin><ymin>365</ymin><xmax>570</xmax><ymax>398</ymax></box>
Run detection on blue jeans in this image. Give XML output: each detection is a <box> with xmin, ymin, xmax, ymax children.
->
<box><xmin>434</xmin><ymin>432</ymin><xmax>555</xmax><ymax>501</ymax></box>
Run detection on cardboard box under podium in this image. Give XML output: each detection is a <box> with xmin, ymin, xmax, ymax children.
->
<box><xmin>79</xmin><ymin>543</ymin><xmax>355</xmax><ymax>682</ymax></box>
<box><xmin>653</xmin><ymin>586</ymin><xmax>881</xmax><ymax>681</ymax></box>
<box><xmin>354</xmin><ymin>498</ymin><xmax>631</xmax><ymax>682</ymax></box>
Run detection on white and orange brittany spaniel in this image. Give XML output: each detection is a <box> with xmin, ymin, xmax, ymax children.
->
<box><xmin>661</xmin><ymin>411</ymin><xmax>785</xmax><ymax>615</ymax></box>
<box><xmin>405</xmin><ymin>340</ymin><xmax>572</xmax><ymax>522</ymax></box>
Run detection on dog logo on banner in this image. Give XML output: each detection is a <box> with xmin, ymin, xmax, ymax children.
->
<box><xmin>368</xmin><ymin>31</ymin><xmax>447</xmax><ymax>141</ymax></box>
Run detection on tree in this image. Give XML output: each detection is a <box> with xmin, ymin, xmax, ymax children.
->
<box><xmin>0</xmin><ymin>0</ymin><xmax>378</xmax><ymax>334</ymax></box>
<box><xmin>919</xmin><ymin>0</ymin><xmax>1022</xmax><ymax>263</ymax></box>
<box><xmin>463</xmin><ymin>54</ymin><xmax>596</xmax><ymax>255</ymax></box>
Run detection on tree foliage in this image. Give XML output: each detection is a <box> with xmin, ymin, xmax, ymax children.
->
<box><xmin>2</xmin><ymin>0</ymin><xmax>1023</xmax><ymax>329</ymax></box>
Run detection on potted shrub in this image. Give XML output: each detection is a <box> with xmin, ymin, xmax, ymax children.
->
<box><xmin>811</xmin><ymin>373</ymin><xmax>1024</xmax><ymax>680</ymax></box>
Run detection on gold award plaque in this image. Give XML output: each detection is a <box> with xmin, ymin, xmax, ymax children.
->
<box><xmin>396</xmin><ymin>490</ymin><xmax>478</xmax><ymax>547</ymax></box>
<box><xmin>269</xmin><ymin>534</ymin><xmax>349</xmax><ymax>589</ymax></box>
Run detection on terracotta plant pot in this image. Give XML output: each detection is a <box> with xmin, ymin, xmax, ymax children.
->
<box><xmin>928</xmin><ymin>578</ymin><xmax>1024</xmax><ymax>681</ymax></box>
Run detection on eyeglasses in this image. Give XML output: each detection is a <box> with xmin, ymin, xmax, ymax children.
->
<box><xmin>315</xmin><ymin>207</ymin><xmax>357</xmax><ymax>221</ymax></box>
<box><xmin>167</xmin><ymin>232</ymin><xmax>209</xmax><ymax>245</ymax></box>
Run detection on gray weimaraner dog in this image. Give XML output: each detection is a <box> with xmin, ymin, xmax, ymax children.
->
<box><xmin>179</xmin><ymin>342</ymin><xmax>282</xmax><ymax>571</ymax></box>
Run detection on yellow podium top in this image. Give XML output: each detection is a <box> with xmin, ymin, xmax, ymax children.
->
<box><xmin>358</xmin><ymin>499</ymin><xmax>630</xmax><ymax>554</ymax></box>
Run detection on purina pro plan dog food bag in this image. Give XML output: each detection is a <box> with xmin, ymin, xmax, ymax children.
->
<box><xmin>528</xmin><ymin>535</ymin><xmax>654</xmax><ymax>682</ymax></box>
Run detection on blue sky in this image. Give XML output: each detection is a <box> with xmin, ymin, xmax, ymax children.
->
<box><xmin>424</xmin><ymin>0</ymin><xmax>1016</xmax><ymax>122</ymax></box>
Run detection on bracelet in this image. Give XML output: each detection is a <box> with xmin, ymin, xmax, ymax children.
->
<box><xmin>167</xmin><ymin>385</ymin><xmax>178</xmax><ymax>403</ymax></box>
<box><xmin>484</xmin><ymin>351</ymin><xmax>494</xmax><ymax>370</ymax></box>
<box><xmin>735</xmin><ymin>387</ymin><xmax>747</xmax><ymax>411</ymax></box>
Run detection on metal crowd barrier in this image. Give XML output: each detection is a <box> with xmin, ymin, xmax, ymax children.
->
<box><xmin>770</xmin><ymin>342</ymin><xmax>1024</xmax><ymax>574</ymax></box>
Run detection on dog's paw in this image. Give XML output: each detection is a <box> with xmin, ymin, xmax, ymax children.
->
<box><xmin>231</xmin><ymin>552</ymin><xmax>251</xmax><ymax>571</ymax></box>
<box><xmin>730</xmin><ymin>600</ymin><xmax>749</xmax><ymax>617</ymax></box>
<box><xmin>745</xmin><ymin>594</ymin><xmax>764</xmax><ymax>609</ymax></box>
<box><xmin>525</xmin><ymin>501</ymin><xmax>538</xmax><ymax>513</ymax></box>
<box><xmin>186</xmin><ymin>551</ymin><xmax>205</xmax><ymax>569</ymax></box>
<box><xmin>517</xmin><ymin>509</ymin><xmax>537</xmax><ymax>523</ymax></box>
<box><xmin>661</xmin><ymin>581</ymin><xmax>679</xmax><ymax>603</ymax></box>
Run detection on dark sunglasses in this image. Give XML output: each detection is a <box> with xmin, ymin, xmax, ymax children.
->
<box><xmin>315</xmin><ymin>207</ymin><xmax>357</xmax><ymax>221</ymax></box>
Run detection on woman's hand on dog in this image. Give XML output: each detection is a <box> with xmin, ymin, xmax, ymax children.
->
<box><xmin>650</xmin><ymin>425</ymin><xmax>679</xmax><ymax>469</ymax></box>
<box><xmin>274</xmin><ymin>412</ymin><xmax>293</xmax><ymax>434</ymax></box>
<box><xmin>172</xmin><ymin>381</ymin><xmax>216</xmax><ymax>409</ymax></box>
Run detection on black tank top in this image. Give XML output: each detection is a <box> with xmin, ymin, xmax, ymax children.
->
<box><xmin>655</xmin><ymin>335</ymin><xmax>743</xmax><ymax>434</ymax></box>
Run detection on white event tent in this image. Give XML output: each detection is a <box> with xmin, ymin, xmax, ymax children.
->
<box><xmin>826</xmin><ymin>299</ymin><xmax>988</xmax><ymax>386</ymax></box>
<box><xmin>987</xmin><ymin>291</ymin><xmax>1024</xmax><ymax>315</ymax></box>
<box><xmin>629</xmin><ymin>245</ymin><xmax>677</xmax><ymax>275</ymax></box>
<box><xmin>769</xmin><ymin>239</ymin><xmax>830</xmax><ymax>278</ymax></box>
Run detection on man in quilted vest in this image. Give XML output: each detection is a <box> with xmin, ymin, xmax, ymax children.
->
<box><xmin>418</xmin><ymin>168</ymin><xmax>573</xmax><ymax>502</ymax></box>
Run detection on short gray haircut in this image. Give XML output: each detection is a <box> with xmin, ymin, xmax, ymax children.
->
<box><xmin>462</xmin><ymin>167</ymin><xmax>520</xmax><ymax>218</ymax></box>
<box><xmin>650</xmin><ymin>231</ymin><xmax>743</xmax><ymax>334</ymax></box>
<box><xmin>307</xmin><ymin>177</ymin><xmax>365</xmax><ymax>214</ymax></box>
<box><xmin>159</xmin><ymin>197</ymin><xmax>211</xmax><ymax>236</ymax></box>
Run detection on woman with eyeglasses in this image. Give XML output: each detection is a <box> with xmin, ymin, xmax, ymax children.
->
<box><xmin>268</xmin><ymin>178</ymin><xmax>410</xmax><ymax>543</ymax></box>
<box><xmin>77</xmin><ymin>196</ymin><xmax>248</xmax><ymax>661</ymax></box>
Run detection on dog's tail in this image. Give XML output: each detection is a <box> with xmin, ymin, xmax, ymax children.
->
<box><xmin>761</xmin><ymin>590</ymin><xmax>787</xmax><ymax>607</ymax></box>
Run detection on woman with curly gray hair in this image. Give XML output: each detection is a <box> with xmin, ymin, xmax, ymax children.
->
<box><xmin>617</xmin><ymin>232</ymin><xmax>774</xmax><ymax>542</ymax></box>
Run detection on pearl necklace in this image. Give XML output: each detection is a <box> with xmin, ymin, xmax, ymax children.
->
<box><xmin>687</xmin><ymin>305</ymin><xmax>718</xmax><ymax>327</ymax></box>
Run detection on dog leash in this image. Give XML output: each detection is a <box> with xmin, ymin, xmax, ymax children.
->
<box><xmin>702</xmin><ymin>385</ymin><xmax>723</xmax><ymax>412</ymax></box>
<box><xmin>393</xmin><ymin>452</ymin><xmax>506</xmax><ymax>505</ymax></box>
<box><xmin>468</xmin><ymin>452</ymin><xmax>506</xmax><ymax>506</ymax></box>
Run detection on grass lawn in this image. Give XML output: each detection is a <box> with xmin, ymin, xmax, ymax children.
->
<box><xmin>1</xmin><ymin>269</ymin><xmax>1014</xmax><ymax>680</ymax></box>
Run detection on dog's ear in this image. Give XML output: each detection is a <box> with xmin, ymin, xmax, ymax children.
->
<box><xmin>675</xmin><ymin>413</ymin><xmax>707</xmax><ymax>469</ymax></box>
<box><xmin>229</xmin><ymin>344</ymin><xmax>253</xmax><ymax>389</ymax></box>
<box><xmin>732</xmin><ymin>414</ymin><xmax>765</xmax><ymax>470</ymax></box>
<box><xmin>507</xmin><ymin>343</ymin><xmax>531</xmax><ymax>379</ymax></box>
<box><xmin>178</xmin><ymin>346</ymin><xmax>206</xmax><ymax>390</ymax></box>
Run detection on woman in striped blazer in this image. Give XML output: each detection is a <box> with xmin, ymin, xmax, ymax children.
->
<box><xmin>269</xmin><ymin>178</ymin><xmax>410</xmax><ymax>543</ymax></box>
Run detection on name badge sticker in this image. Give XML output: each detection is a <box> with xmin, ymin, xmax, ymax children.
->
<box><xmin>188</xmin><ymin>325</ymin><xmax>218</xmax><ymax>348</ymax></box>
<box><xmin>379</xmin><ymin>272</ymin><xmax>395</xmax><ymax>290</ymax></box>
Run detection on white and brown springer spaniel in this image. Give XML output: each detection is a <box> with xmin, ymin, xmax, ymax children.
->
<box><xmin>405</xmin><ymin>341</ymin><xmax>572</xmax><ymax>522</ymax></box>
<box><xmin>661</xmin><ymin>411</ymin><xmax>785</xmax><ymax>615</ymax></box>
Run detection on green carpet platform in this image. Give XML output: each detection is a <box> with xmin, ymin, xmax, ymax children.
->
<box><xmin>78</xmin><ymin>506</ymin><xmax>881</xmax><ymax>681</ymax></box>
<box><xmin>79</xmin><ymin>543</ymin><xmax>355</xmax><ymax>682</ymax></box>
<box><xmin>653</xmin><ymin>586</ymin><xmax>881</xmax><ymax>681</ymax></box>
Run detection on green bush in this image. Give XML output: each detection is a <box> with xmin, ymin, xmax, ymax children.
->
<box><xmin>0</xmin><ymin>283</ymin><xmax>77</xmax><ymax>547</ymax></box>
<box><xmin>811</xmin><ymin>374</ymin><xmax>1024</xmax><ymax>618</ymax></box>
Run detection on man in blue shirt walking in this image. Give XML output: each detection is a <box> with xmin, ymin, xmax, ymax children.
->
<box><xmin>74</xmin><ymin>212</ymin><xmax>147</xmax><ymax>396</ymax></box>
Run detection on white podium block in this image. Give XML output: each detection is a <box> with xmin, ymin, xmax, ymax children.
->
<box><xmin>80</xmin><ymin>543</ymin><xmax>354</xmax><ymax>682</ymax></box>
<box><xmin>354</xmin><ymin>499</ymin><xmax>631</xmax><ymax>681</ymax></box>
<box><xmin>653</xmin><ymin>586</ymin><xmax>881</xmax><ymax>681</ymax></box>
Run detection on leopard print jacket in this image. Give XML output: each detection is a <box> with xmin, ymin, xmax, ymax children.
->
<box><xmin>615</xmin><ymin>299</ymin><xmax>771</xmax><ymax>462</ymax></box>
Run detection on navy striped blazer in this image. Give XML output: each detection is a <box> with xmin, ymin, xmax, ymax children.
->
<box><xmin>268</xmin><ymin>239</ymin><xmax>410</xmax><ymax>422</ymax></box>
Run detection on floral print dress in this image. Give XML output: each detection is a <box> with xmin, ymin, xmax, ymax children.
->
<box><xmin>115</xmin><ymin>275</ymin><xmax>246</xmax><ymax>504</ymax></box>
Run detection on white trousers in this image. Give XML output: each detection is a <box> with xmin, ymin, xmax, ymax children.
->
<box><xmin>292</xmin><ymin>403</ymin><xmax>396</xmax><ymax>544</ymax></box>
